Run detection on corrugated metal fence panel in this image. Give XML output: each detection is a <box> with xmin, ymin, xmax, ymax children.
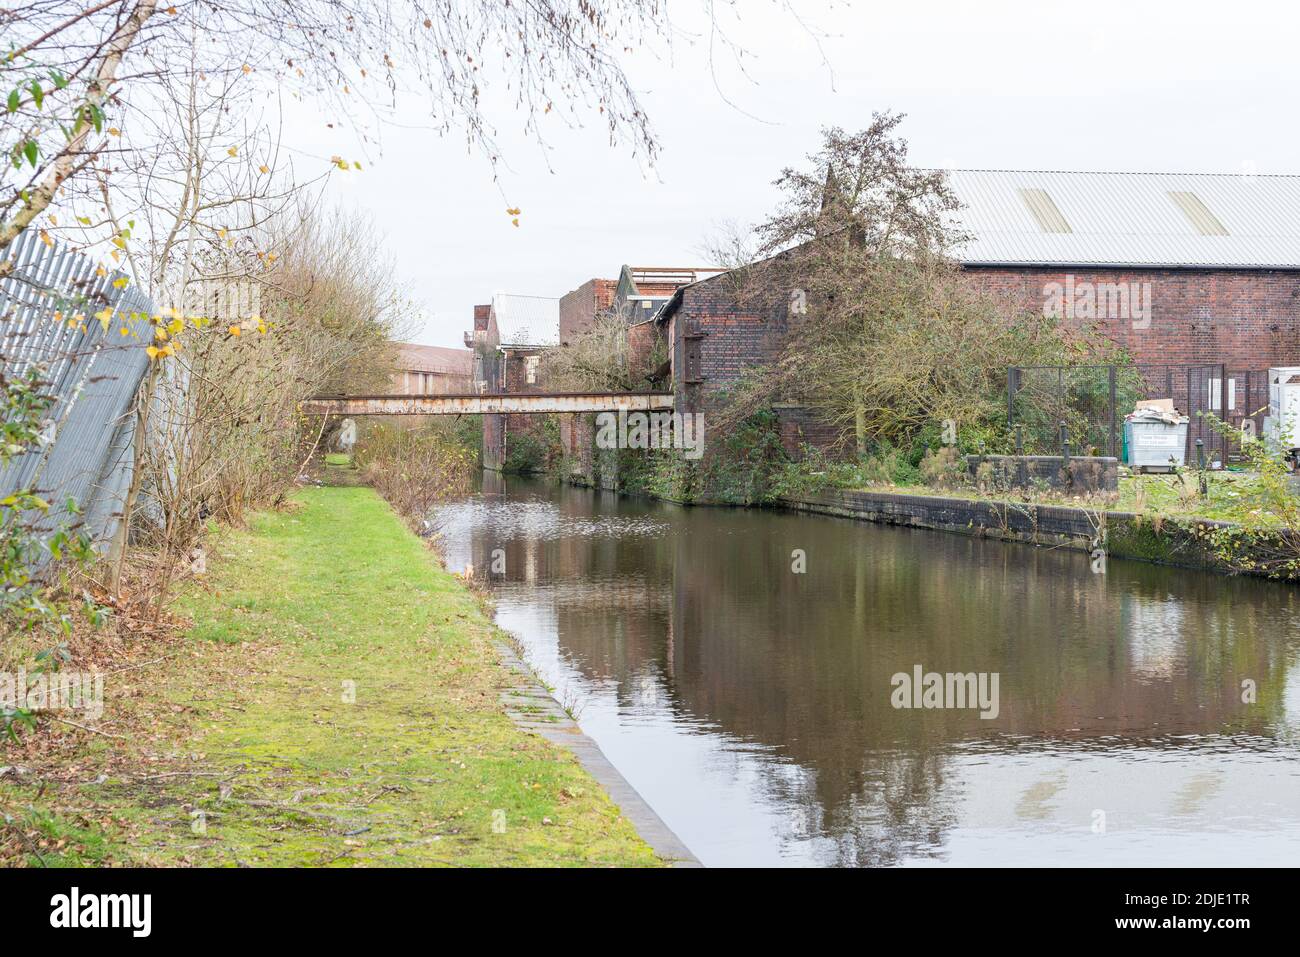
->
<box><xmin>1</xmin><ymin>231</ymin><xmax>155</xmax><ymax>550</ymax></box>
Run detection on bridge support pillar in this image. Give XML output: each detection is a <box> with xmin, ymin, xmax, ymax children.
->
<box><xmin>558</xmin><ymin>413</ymin><xmax>594</xmax><ymax>486</ymax></box>
<box><xmin>597</xmin><ymin>445</ymin><xmax>619</xmax><ymax>490</ymax></box>
<box><xmin>482</xmin><ymin>413</ymin><xmax>505</xmax><ymax>472</ymax></box>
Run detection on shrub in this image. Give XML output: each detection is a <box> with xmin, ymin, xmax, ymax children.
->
<box><xmin>919</xmin><ymin>446</ymin><xmax>965</xmax><ymax>488</ymax></box>
<box><xmin>503</xmin><ymin>418</ymin><xmax>558</xmax><ymax>474</ymax></box>
<box><xmin>859</xmin><ymin>444</ymin><xmax>921</xmax><ymax>486</ymax></box>
<box><xmin>353</xmin><ymin>422</ymin><xmax>476</xmax><ymax>524</ymax></box>
<box><xmin>1197</xmin><ymin>416</ymin><xmax>1300</xmax><ymax>579</ymax></box>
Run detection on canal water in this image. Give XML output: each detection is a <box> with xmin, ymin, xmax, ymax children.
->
<box><xmin>432</xmin><ymin>473</ymin><xmax>1300</xmax><ymax>867</ymax></box>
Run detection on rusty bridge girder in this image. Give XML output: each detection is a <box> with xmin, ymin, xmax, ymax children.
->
<box><xmin>299</xmin><ymin>392</ymin><xmax>676</xmax><ymax>416</ymax></box>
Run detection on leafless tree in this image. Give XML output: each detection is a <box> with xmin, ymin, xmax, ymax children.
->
<box><xmin>121</xmin><ymin>200</ymin><xmax>406</xmax><ymax>606</ymax></box>
<box><xmin>1</xmin><ymin>0</ymin><xmax>705</xmax><ymax>271</ymax></box>
<box><xmin>756</xmin><ymin>113</ymin><xmax>965</xmax><ymax>262</ymax></box>
<box><xmin>543</xmin><ymin>306</ymin><xmax>641</xmax><ymax>392</ymax></box>
<box><xmin>717</xmin><ymin>113</ymin><xmax>1106</xmax><ymax>454</ymax></box>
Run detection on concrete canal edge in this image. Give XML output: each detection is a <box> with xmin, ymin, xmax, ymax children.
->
<box><xmin>777</xmin><ymin>488</ymin><xmax>1246</xmax><ymax>576</ymax></box>
<box><xmin>492</xmin><ymin>637</ymin><xmax>702</xmax><ymax>867</ymax></box>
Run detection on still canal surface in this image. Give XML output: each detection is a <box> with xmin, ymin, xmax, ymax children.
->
<box><xmin>433</xmin><ymin>473</ymin><xmax>1300</xmax><ymax>867</ymax></box>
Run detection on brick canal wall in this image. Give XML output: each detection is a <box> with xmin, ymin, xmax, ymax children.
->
<box><xmin>777</xmin><ymin>487</ymin><xmax>1243</xmax><ymax>576</ymax></box>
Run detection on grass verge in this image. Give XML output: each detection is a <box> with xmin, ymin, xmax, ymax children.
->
<box><xmin>1</xmin><ymin>485</ymin><xmax>660</xmax><ymax>867</ymax></box>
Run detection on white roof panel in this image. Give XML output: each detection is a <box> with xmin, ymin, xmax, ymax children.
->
<box><xmin>492</xmin><ymin>293</ymin><xmax>560</xmax><ymax>347</ymax></box>
<box><xmin>946</xmin><ymin>170</ymin><xmax>1300</xmax><ymax>268</ymax></box>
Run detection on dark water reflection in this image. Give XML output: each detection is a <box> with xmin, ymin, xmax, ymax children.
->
<box><xmin>432</xmin><ymin>473</ymin><xmax>1300</xmax><ymax>866</ymax></box>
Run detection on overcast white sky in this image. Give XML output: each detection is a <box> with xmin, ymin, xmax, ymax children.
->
<box><xmin>279</xmin><ymin>0</ymin><xmax>1298</xmax><ymax>349</ymax></box>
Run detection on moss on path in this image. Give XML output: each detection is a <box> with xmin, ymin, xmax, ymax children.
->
<box><xmin>2</xmin><ymin>486</ymin><xmax>660</xmax><ymax>867</ymax></box>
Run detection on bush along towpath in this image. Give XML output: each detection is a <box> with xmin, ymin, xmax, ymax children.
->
<box><xmin>0</xmin><ymin>486</ymin><xmax>662</xmax><ymax>867</ymax></box>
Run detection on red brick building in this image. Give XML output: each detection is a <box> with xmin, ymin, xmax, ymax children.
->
<box><xmin>950</xmin><ymin>170</ymin><xmax>1300</xmax><ymax>371</ymax></box>
<box><xmin>654</xmin><ymin>170</ymin><xmax>1300</xmax><ymax>454</ymax></box>
<box><xmin>389</xmin><ymin>343</ymin><xmax>474</xmax><ymax>395</ymax></box>
<box><xmin>467</xmin><ymin>293</ymin><xmax>560</xmax><ymax>470</ymax></box>
<box><xmin>559</xmin><ymin>278</ymin><xmax>617</xmax><ymax>342</ymax></box>
<box><xmin>555</xmin><ymin>266</ymin><xmax>718</xmax><ymax>481</ymax></box>
<box><xmin>558</xmin><ymin>266</ymin><xmax>721</xmax><ymax>341</ymax></box>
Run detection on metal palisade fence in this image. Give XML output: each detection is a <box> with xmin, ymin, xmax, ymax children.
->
<box><xmin>1007</xmin><ymin>362</ymin><xmax>1261</xmax><ymax>464</ymax></box>
<box><xmin>1</xmin><ymin>230</ymin><xmax>155</xmax><ymax>554</ymax></box>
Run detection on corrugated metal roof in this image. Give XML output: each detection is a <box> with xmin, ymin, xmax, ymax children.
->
<box><xmin>492</xmin><ymin>293</ymin><xmax>559</xmax><ymax>347</ymax></box>
<box><xmin>946</xmin><ymin>170</ymin><xmax>1300</xmax><ymax>268</ymax></box>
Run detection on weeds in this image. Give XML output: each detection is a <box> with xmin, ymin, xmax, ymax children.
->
<box><xmin>352</xmin><ymin>421</ymin><xmax>477</xmax><ymax>527</ymax></box>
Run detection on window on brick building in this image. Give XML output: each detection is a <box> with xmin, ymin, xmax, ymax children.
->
<box><xmin>525</xmin><ymin>355</ymin><xmax>540</xmax><ymax>385</ymax></box>
<box><xmin>1208</xmin><ymin>378</ymin><xmax>1236</xmax><ymax>411</ymax></box>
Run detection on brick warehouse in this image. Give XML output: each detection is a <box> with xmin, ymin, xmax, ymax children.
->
<box><xmin>558</xmin><ymin>265</ymin><xmax>722</xmax><ymax>341</ymax></box>
<box><xmin>467</xmin><ymin>292</ymin><xmax>561</xmax><ymax>470</ymax></box>
<box><xmin>389</xmin><ymin>342</ymin><xmax>474</xmax><ymax>395</ymax></box>
<box><xmin>653</xmin><ymin>169</ymin><xmax>1300</xmax><ymax>455</ymax></box>
<box><xmin>555</xmin><ymin>267</ymin><xmax>718</xmax><ymax>483</ymax></box>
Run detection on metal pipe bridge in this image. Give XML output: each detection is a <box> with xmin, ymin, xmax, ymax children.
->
<box><xmin>300</xmin><ymin>392</ymin><xmax>676</xmax><ymax>416</ymax></box>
